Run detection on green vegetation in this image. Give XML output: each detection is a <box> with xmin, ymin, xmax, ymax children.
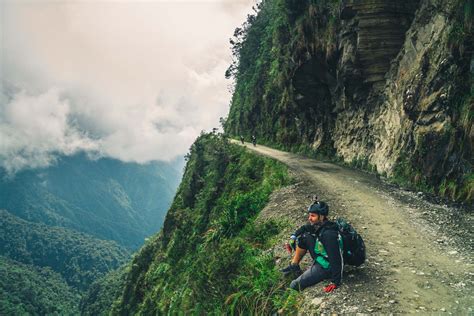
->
<box><xmin>80</xmin><ymin>267</ymin><xmax>128</xmax><ymax>316</ymax></box>
<box><xmin>225</xmin><ymin>0</ymin><xmax>339</xmax><ymax>155</ymax></box>
<box><xmin>392</xmin><ymin>154</ymin><xmax>434</xmax><ymax>194</ymax></box>
<box><xmin>0</xmin><ymin>210</ymin><xmax>129</xmax><ymax>291</ymax></box>
<box><xmin>224</xmin><ymin>0</ymin><xmax>472</xmax><ymax>204</ymax></box>
<box><xmin>448</xmin><ymin>0</ymin><xmax>473</xmax><ymax>56</ymax></box>
<box><xmin>105</xmin><ymin>132</ymin><xmax>298</xmax><ymax>314</ymax></box>
<box><xmin>0</xmin><ymin>154</ymin><xmax>183</xmax><ymax>313</ymax></box>
<box><xmin>0</xmin><ymin>256</ymin><xmax>79</xmax><ymax>315</ymax></box>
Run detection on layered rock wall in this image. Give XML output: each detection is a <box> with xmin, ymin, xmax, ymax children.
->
<box><xmin>333</xmin><ymin>0</ymin><xmax>472</xmax><ymax>195</ymax></box>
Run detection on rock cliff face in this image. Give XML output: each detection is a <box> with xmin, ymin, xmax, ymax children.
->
<box><xmin>225</xmin><ymin>0</ymin><xmax>472</xmax><ymax>201</ymax></box>
<box><xmin>333</xmin><ymin>0</ymin><xmax>472</xmax><ymax>196</ymax></box>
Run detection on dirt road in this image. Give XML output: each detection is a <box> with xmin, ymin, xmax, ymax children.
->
<box><xmin>237</xmin><ymin>141</ymin><xmax>473</xmax><ymax>314</ymax></box>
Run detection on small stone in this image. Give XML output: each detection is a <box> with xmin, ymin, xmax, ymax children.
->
<box><xmin>419</xmin><ymin>306</ymin><xmax>426</xmax><ymax>310</ymax></box>
<box><xmin>440</xmin><ymin>308</ymin><xmax>446</xmax><ymax>312</ymax></box>
<box><xmin>448</xmin><ymin>250</ymin><xmax>458</xmax><ymax>255</ymax></box>
<box><xmin>311</xmin><ymin>297</ymin><xmax>323</xmax><ymax>306</ymax></box>
<box><xmin>389</xmin><ymin>300</ymin><xmax>396</xmax><ymax>304</ymax></box>
<box><xmin>347</xmin><ymin>306</ymin><xmax>359</xmax><ymax>313</ymax></box>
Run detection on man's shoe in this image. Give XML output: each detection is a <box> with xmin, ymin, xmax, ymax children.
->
<box><xmin>280</xmin><ymin>264</ymin><xmax>302</xmax><ymax>276</ymax></box>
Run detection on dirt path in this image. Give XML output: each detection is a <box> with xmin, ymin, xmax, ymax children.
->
<box><xmin>237</xmin><ymin>141</ymin><xmax>473</xmax><ymax>314</ymax></box>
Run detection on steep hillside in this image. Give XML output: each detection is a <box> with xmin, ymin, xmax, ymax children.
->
<box><xmin>82</xmin><ymin>133</ymin><xmax>294</xmax><ymax>314</ymax></box>
<box><xmin>0</xmin><ymin>210</ymin><xmax>129</xmax><ymax>291</ymax></box>
<box><xmin>83</xmin><ymin>138</ymin><xmax>473</xmax><ymax>314</ymax></box>
<box><xmin>225</xmin><ymin>0</ymin><xmax>473</xmax><ymax>202</ymax></box>
<box><xmin>0</xmin><ymin>153</ymin><xmax>183</xmax><ymax>249</ymax></box>
<box><xmin>80</xmin><ymin>267</ymin><xmax>128</xmax><ymax>316</ymax></box>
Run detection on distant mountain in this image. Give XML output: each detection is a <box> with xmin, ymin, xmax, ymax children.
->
<box><xmin>0</xmin><ymin>210</ymin><xmax>129</xmax><ymax>290</ymax></box>
<box><xmin>0</xmin><ymin>153</ymin><xmax>184</xmax><ymax>249</ymax></box>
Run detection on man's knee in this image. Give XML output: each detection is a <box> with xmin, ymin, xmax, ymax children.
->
<box><xmin>296</xmin><ymin>234</ymin><xmax>310</xmax><ymax>250</ymax></box>
<box><xmin>289</xmin><ymin>279</ymin><xmax>301</xmax><ymax>291</ymax></box>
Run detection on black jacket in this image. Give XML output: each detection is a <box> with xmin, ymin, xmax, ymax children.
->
<box><xmin>293</xmin><ymin>221</ymin><xmax>343</xmax><ymax>286</ymax></box>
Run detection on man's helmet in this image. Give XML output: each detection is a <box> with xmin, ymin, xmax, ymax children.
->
<box><xmin>307</xmin><ymin>201</ymin><xmax>329</xmax><ymax>216</ymax></box>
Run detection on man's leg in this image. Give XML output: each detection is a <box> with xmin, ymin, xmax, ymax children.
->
<box><xmin>281</xmin><ymin>233</ymin><xmax>313</xmax><ymax>275</ymax></box>
<box><xmin>291</xmin><ymin>246</ymin><xmax>307</xmax><ymax>265</ymax></box>
<box><xmin>281</xmin><ymin>245</ymin><xmax>307</xmax><ymax>275</ymax></box>
<box><xmin>289</xmin><ymin>263</ymin><xmax>331</xmax><ymax>291</ymax></box>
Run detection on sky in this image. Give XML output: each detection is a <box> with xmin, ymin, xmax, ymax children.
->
<box><xmin>0</xmin><ymin>0</ymin><xmax>255</xmax><ymax>174</ymax></box>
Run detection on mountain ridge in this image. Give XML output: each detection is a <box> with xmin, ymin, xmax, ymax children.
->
<box><xmin>0</xmin><ymin>153</ymin><xmax>184</xmax><ymax>249</ymax></box>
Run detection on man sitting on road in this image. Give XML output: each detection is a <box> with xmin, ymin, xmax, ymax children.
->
<box><xmin>281</xmin><ymin>201</ymin><xmax>343</xmax><ymax>293</ymax></box>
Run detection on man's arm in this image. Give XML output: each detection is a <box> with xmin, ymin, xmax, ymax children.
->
<box><xmin>293</xmin><ymin>223</ymin><xmax>314</xmax><ymax>237</ymax></box>
<box><xmin>321</xmin><ymin>230</ymin><xmax>343</xmax><ymax>286</ymax></box>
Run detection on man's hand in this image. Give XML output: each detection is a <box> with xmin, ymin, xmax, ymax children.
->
<box><xmin>289</xmin><ymin>235</ymin><xmax>296</xmax><ymax>250</ymax></box>
<box><xmin>285</xmin><ymin>235</ymin><xmax>297</xmax><ymax>254</ymax></box>
<box><xmin>323</xmin><ymin>283</ymin><xmax>337</xmax><ymax>293</ymax></box>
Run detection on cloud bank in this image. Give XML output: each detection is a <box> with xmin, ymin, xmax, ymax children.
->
<box><xmin>1</xmin><ymin>0</ymin><xmax>254</xmax><ymax>174</ymax></box>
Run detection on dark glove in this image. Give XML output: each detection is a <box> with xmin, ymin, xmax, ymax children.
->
<box><xmin>323</xmin><ymin>283</ymin><xmax>337</xmax><ymax>293</ymax></box>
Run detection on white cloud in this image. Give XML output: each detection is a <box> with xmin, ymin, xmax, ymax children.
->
<box><xmin>0</xmin><ymin>89</ymin><xmax>98</xmax><ymax>174</ymax></box>
<box><xmin>1</xmin><ymin>0</ymin><xmax>256</xmax><ymax>172</ymax></box>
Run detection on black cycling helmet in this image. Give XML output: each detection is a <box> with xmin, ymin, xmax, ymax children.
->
<box><xmin>307</xmin><ymin>201</ymin><xmax>329</xmax><ymax>216</ymax></box>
